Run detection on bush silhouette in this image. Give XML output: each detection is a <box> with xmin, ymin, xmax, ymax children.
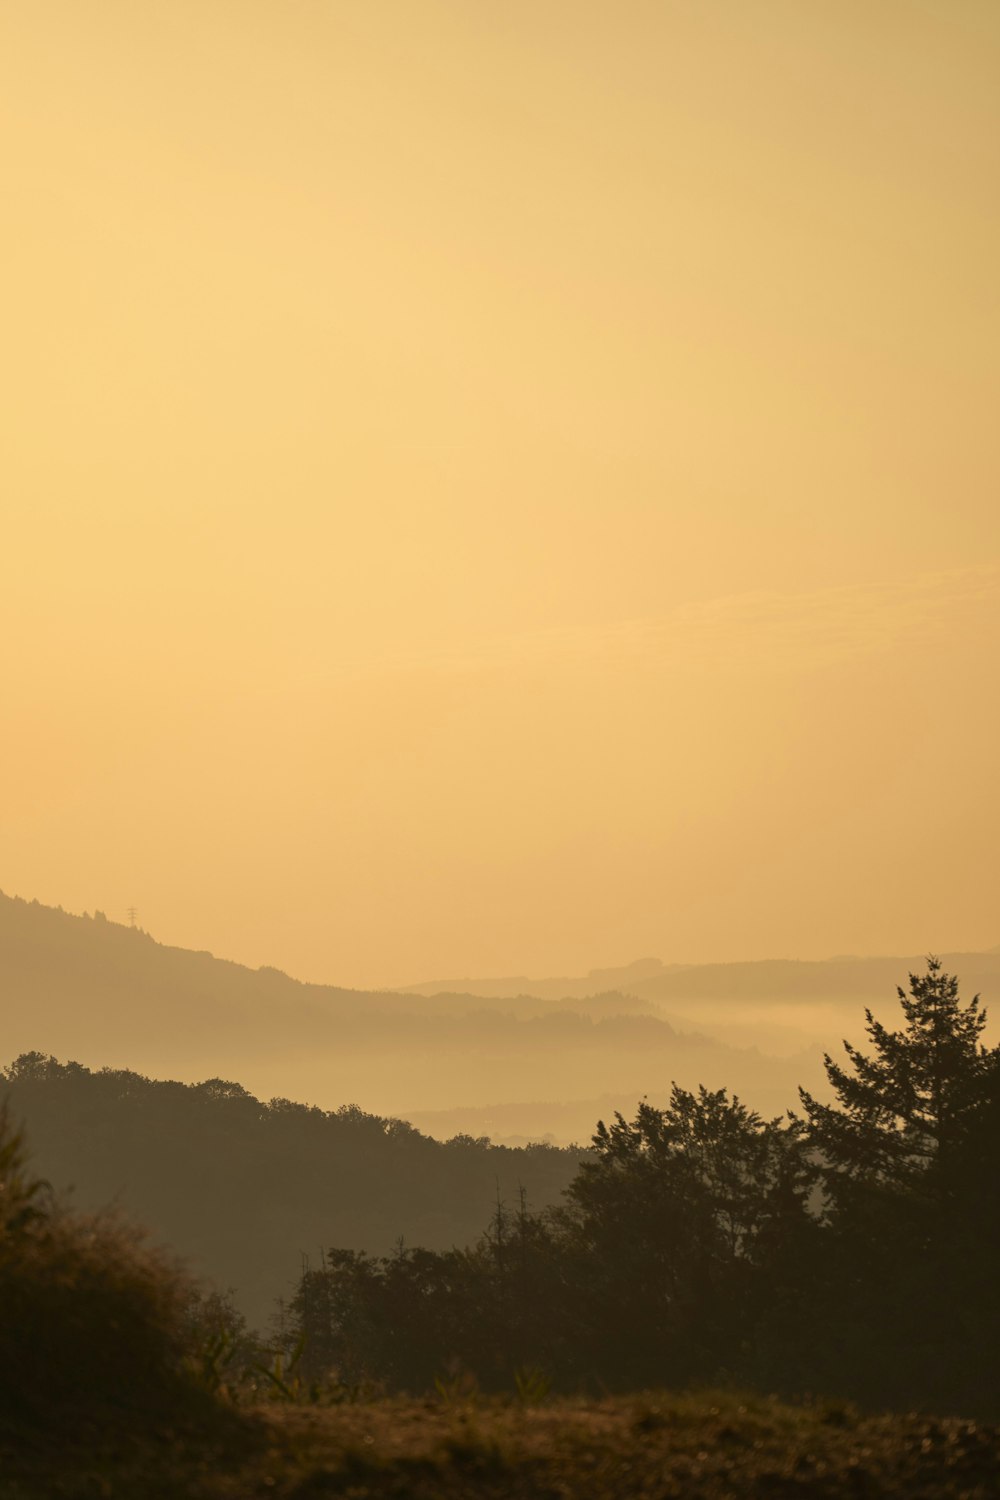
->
<box><xmin>0</xmin><ymin>1103</ymin><xmax>225</xmax><ymax>1450</ymax></box>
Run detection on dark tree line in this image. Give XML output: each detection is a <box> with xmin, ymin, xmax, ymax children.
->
<box><xmin>0</xmin><ymin>1057</ymin><xmax>582</xmax><ymax>1328</ymax></box>
<box><xmin>284</xmin><ymin>960</ymin><xmax>1000</xmax><ymax>1414</ymax></box>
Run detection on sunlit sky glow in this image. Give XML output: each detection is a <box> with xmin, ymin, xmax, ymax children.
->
<box><xmin>3</xmin><ymin>1</ymin><xmax>998</xmax><ymax>986</ymax></box>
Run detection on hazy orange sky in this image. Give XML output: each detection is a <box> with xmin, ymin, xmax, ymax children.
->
<box><xmin>3</xmin><ymin>1</ymin><xmax>998</xmax><ymax>988</ymax></box>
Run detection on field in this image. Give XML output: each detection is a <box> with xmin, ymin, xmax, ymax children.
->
<box><xmin>6</xmin><ymin>1392</ymin><xmax>999</xmax><ymax>1500</ymax></box>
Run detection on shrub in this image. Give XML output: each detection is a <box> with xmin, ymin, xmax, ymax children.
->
<box><xmin>0</xmin><ymin>1104</ymin><xmax>222</xmax><ymax>1447</ymax></box>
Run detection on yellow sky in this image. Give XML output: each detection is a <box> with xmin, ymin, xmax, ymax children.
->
<box><xmin>3</xmin><ymin>1</ymin><xmax>999</xmax><ymax>987</ymax></box>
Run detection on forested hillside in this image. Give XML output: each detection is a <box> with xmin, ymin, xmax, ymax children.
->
<box><xmin>0</xmin><ymin>1055</ymin><xmax>583</xmax><ymax>1327</ymax></box>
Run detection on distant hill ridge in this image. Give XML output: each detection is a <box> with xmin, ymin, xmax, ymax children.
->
<box><xmin>401</xmin><ymin>947</ymin><xmax>1000</xmax><ymax>1009</ymax></box>
<box><xmin>2</xmin><ymin>889</ymin><xmax>995</xmax><ymax>1126</ymax></box>
<box><xmin>0</xmin><ymin>890</ymin><xmax>654</xmax><ymax>1024</ymax></box>
<box><xmin>398</xmin><ymin>956</ymin><xmax>679</xmax><ymax>1002</ymax></box>
<box><xmin>0</xmin><ymin>890</ymin><xmax>807</xmax><ymax>1120</ymax></box>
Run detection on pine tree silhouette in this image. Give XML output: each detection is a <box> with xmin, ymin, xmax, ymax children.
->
<box><xmin>799</xmin><ymin>956</ymin><xmax>994</xmax><ymax>1190</ymax></box>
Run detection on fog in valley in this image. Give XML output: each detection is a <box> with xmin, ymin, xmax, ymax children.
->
<box><xmin>11</xmin><ymin>890</ymin><xmax>1000</xmax><ymax>1147</ymax></box>
<box><xmin>5</xmin><ymin>887</ymin><xmax>1000</xmax><ymax>1332</ymax></box>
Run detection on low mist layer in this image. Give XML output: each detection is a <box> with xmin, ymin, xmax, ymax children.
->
<box><xmin>6</xmin><ymin>893</ymin><xmax>1000</xmax><ymax>1141</ymax></box>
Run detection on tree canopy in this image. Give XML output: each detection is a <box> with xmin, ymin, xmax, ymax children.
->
<box><xmin>799</xmin><ymin>956</ymin><xmax>995</xmax><ymax>1192</ymax></box>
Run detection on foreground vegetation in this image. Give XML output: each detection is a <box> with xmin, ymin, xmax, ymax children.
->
<box><xmin>3</xmin><ymin>958</ymin><xmax>1000</xmax><ymax>1496</ymax></box>
<box><xmin>16</xmin><ymin>1140</ymin><xmax>993</xmax><ymax>1500</ymax></box>
<box><xmin>7</xmin><ymin>1390</ymin><xmax>1000</xmax><ymax>1499</ymax></box>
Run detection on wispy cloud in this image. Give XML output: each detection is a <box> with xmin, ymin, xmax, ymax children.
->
<box><xmin>368</xmin><ymin>563</ymin><xmax>1000</xmax><ymax>681</ymax></box>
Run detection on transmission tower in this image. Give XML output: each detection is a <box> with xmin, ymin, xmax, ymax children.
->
<box><xmin>126</xmin><ymin>906</ymin><xmax>139</xmax><ymax>929</ymax></box>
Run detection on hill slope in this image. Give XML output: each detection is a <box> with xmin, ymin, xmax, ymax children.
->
<box><xmin>0</xmin><ymin>891</ymin><xmax>815</xmax><ymax>1123</ymax></box>
<box><xmin>0</xmin><ymin>1053</ymin><xmax>583</xmax><ymax>1327</ymax></box>
<box><xmin>402</xmin><ymin>950</ymin><xmax>1000</xmax><ymax>1054</ymax></box>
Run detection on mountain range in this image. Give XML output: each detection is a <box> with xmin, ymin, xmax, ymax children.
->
<box><xmin>3</xmin><ymin>889</ymin><xmax>997</xmax><ymax>1140</ymax></box>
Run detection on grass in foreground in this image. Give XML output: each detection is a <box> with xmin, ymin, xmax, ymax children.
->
<box><xmin>3</xmin><ymin>1391</ymin><xmax>999</xmax><ymax>1499</ymax></box>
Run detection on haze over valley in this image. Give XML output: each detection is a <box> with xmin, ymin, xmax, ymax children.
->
<box><xmin>6</xmin><ymin>888</ymin><xmax>1000</xmax><ymax>1139</ymax></box>
<box><xmin>6</xmin><ymin>886</ymin><xmax>999</xmax><ymax>1328</ymax></box>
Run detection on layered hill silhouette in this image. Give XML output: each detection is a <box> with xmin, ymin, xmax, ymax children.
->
<box><xmin>0</xmin><ymin>890</ymin><xmax>819</xmax><ymax>1125</ymax></box>
<box><xmin>400</xmin><ymin>948</ymin><xmax>1000</xmax><ymax>1056</ymax></box>
<box><xmin>5</xmin><ymin>889</ymin><xmax>998</xmax><ymax>1132</ymax></box>
<box><xmin>3</xmin><ymin>888</ymin><xmax>998</xmax><ymax>1329</ymax></box>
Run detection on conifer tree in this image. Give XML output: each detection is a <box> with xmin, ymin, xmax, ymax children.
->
<box><xmin>795</xmin><ymin>961</ymin><xmax>1000</xmax><ymax>1410</ymax></box>
<box><xmin>799</xmin><ymin>957</ymin><xmax>994</xmax><ymax>1193</ymax></box>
